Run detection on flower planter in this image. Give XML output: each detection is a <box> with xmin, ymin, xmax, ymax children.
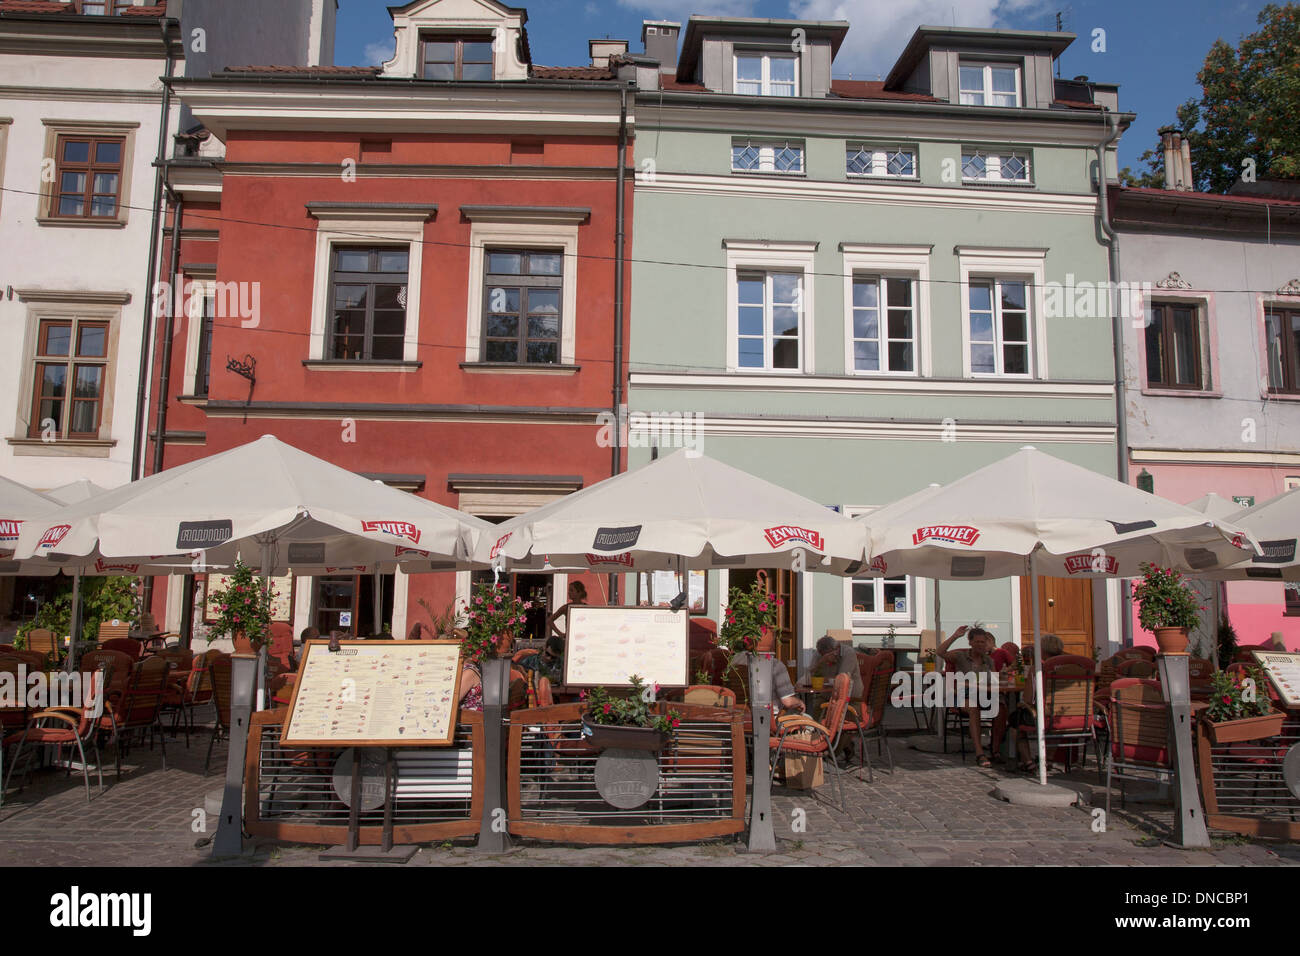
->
<box><xmin>581</xmin><ymin>715</ymin><xmax>668</xmax><ymax>752</ymax></box>
<box><xmin>755</xmin><ymin>631</ymin><xmax>776</xmax><ymax>654</ymax></box>
<box><xmin>1153</xmin><ymin>626</ymin><xmax>1189</xmax><ymax>655</ymax></box>
<box><xmin>232</xmin><ymin>630</ymin><xmax>254</xmax><ymax>655</ymax></box>
<box><xmin>1201</xmin><ymin>711</ymin><xmax>1287</xmax><ymax>745</ymax></box>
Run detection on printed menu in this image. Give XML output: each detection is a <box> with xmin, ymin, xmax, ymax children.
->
<box><xmin>281</xmin><ymin>640</ymin><xmax>462</xmax><ymax>746</ymax></box>
<box><xmin>1252</xmin><ymin>651</ymin><xmax>1300</xmax><ymax>709</ymax></box>
<box><xmin>564</xmin><ymin>606</ymin><xmax>688</xmax><ymax>688</ymax></box>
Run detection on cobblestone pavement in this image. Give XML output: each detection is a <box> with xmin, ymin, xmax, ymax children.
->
<box><xmin>1</xmin><ymin>720</ymin><xmax>1297</xmax><ymax>867</ymax></box>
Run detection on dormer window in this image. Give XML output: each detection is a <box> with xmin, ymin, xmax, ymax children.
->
<box><xmin>422</xmin><ymin>35</ymin><xmax>495</xmax><ymax>81</ymax></box>
<box><xmin>735</xmin><ymin>52</ymin><xmax>798</xmax><ymax>96</ymax></box>
<box><xmin>959</xmin><ymin>62</ymin><xmax>1020</xmax><ymax>107</ymax></box>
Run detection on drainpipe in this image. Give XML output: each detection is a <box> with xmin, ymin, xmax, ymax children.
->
<box><xmin>131</xmin><ymin>18</ymin><xmax>179</xmax><ymax>481</ymax></box>
<box><xmin>151</xmin><ymin>186</ymin><xmax>183</xmax><ymax>477</ymax></box>
<box><xmin>609</xmin><ymin>84</ymin><xmax>629</xmax><ymax>605</ymax></box>
<box><xmin>1096</xmin><ymin>110</ymin><xmax>1133</xmax><ymax>649</ymax></box>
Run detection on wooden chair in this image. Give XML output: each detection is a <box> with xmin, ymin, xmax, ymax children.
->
<box><xmin>1116</xmin><ymin>657</ymin><xmax>1156</xmax><ymax>679</ymax></box>
<box><xmin>100</xmin><ymin>637</ymin><xmax>144</xmax><ymax>661</ymax></box>
<box><xmin>1022</xmin><ymin>654</ymin><xmax>1099</xmax><ymax>775</ymax></box>
<box><xmin>843</xmin><ymin>649</ymin><xmax>895</xmax><ymax>781</ymax></box>
<box><xmin>157</xmin><ymin>648</ymin><xmax>196</xmax><ymax>742</ymax></box>
<box><xmin>79</xmin><ymin>649</ymin><xmax>134</xmax><ymax>709</ymax></box>
<box><xmin>205</xmin><ymin>654</ymin><xmax>233</xmax><ymax>774</ymax></box>
<box><xmin>2</xmin><ymin>649</ymin><xmax>48</xmax><ymax>671</ymax></box>
<box><xmin>99</xmin><ymin>657</ymin><xmax>172</xmax><ymax>780</ymax></box>
<box><xmin>97</xmin><ymin>620</ymin><xmax>131</xmax><ymax>643</ymax></box>
<box><xmin>4</xmin><ymin>666</ymin><xmax>107</xmax><ymax>805</ymax></box>
<box><xmin>23</xmin><ymin>628</ymin><xmax>61</xmax><ymax>666</ymax></box>
<box><xmin>0</xmin><ymin>657</ymin><xmax>31</xmax><ymax>807</ymax></box>
<box><xmin>1103</xmin><ymin>678</ymin><xmax>1171</xmax><ymax>816</ymax></box>
<box><xmin>1188</xmin><ymin>657</ymin><xmax>1215</xmax><ymax>699</ymax></box>
<box><xmin>770</xmin><ymin>672</ymin><xmax>855</xmax><ymax>810</ymax></box>
<box><xmin>682</xmin><ymin>685</ymin><xmax>736</xmax><ymax>707</ymax></box>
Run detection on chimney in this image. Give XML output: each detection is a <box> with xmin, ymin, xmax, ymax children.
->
<box><xmin>642</xmin><ymin>19</ymin><xmax>680</xmax><ymax>76</ymax></box>
<box><xmin>1159</xmin><ymin>126</ymin><xmax>1190</xmax><ymax>191</ymax></box>
<box><xmin>1179</xmin><ymin>137</ymin><xmax>1194</xmax><ymax>191</ymax></box>
<box><xmin>589</xmin><ymin>39</ymin><xmax>629</xmax><ymax>69</ymax></box>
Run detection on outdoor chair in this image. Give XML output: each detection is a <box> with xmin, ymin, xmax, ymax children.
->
<box><xmin>3</xmin><ymin>666</ymin><xmax>107</xmax><ymax>806</ymax></box>
<box><xmin>770</xmin><ymin>672</ymin><xmax>855</xmax><ymax>811</ymax></box>
<box><xmin>943</xmin><ymin>659</ymin><xmax>996</xmax><ymax>762</ymax></box>
<box><xmin>842</xmin><ymin>649</ymin><xmax>895</xmax><ymax>781</ymax></box>
<box><xmin>157</xmin><ymin>648</ymin><xmax>196</xmax><ymax>743</ymax></box>
<box><xmin>100</xmin><ymin>637</ymin><xmax>144</xmax><ymax>661</ymax></box>
<box><xmin>99</xmin><ymin>657</ymin><xmax>172</xmax><ymax>781</ymax></box>
<box><xmin>79</xmin><ymin>649</ymin><xmax>134</xmax><ymax>706</ymax></box>
<box><xmin>1188</xmin><ymin>657</ymin><xmax>1214</xmax><ymax>699</ymax></box>
<box><xmin>1103</xmin><ymin>678</ymin><xmax>1172</xmax><ymax>816</ymax></box>
<box><xmin>1019</xmin><ymin>655</ymin><xmax>1099</xmax><ymax>777</ymax></box>
<box><xmin>682</xmin><ymin>685</ymin><xmax>736</xmax><ymax>707</ymax></box>
<box><xmin>23</xmin><ymin>628</ymin><xmax>61</xmax><ymax>667</ymax></box>
<box><xmin>97</xmin><ymin>621</ymin><xmax>132</xmax><ymax>644</ymax></box>
<box><xmin>1116</xmin><ymin>657</ymin><xmax>1156</xmax><ymax>679</ymax></box>
<box><xmin>205</xmin><ymin>654</ymin><xmax>233</xmax><ymax>774</ymax></box>
<box><xmin>2</xmin><ymin>649</ymin><xmax>48</xmax><ymax>672</ymax></box>
<box><xmin>0</xmin><ymin>657</ymin><xmax>31</xmax><ymax>807</ymax></box>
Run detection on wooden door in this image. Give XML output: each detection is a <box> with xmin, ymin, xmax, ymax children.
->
<box><xmin>728</xmin><ymin>568</ymin><xmax>798</xmax><ymax>665</ymax></box>
<box><xmin>1019</xmin><ymin>576</ymin><xmax>1094</xmax><ymax>658</ymax></box>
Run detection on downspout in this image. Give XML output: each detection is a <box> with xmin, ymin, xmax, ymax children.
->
<box><xmin>151</xmin><ymin>184</ymin><xmax>183</xmax><ymax>477</ymax></box>
<box><xmin>609</xmin><ymin>84</ymin><xmax>628</xmax><ymax>604</ymax></box>
<box><xmin>131</xmin><ymin>18</ymin><xmax>178</xmax><ymax>481</ymax></box>
<box><xmin>1096</xmin><ymin>109</ymin><xmax>1133</xmax><ymax>649</ymax></box>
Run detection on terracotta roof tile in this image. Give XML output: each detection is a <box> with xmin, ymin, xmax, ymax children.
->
<box><xmin>1117</xmin><ymin>185</ymin><xmax>1300</xmax><ymax>210</ymax></box>
<box><xmin>829</xmin><ymin>79</ymin><xmax>939</xmax><ymax>102</ymax></box>
<box><xmin>660</xmin><ymin>77</ymin><xmax>708</xmax><ymax>92</ymax></box>
<box><xmin>531</xmin><ymin>65</ymin><xmax>615</xmax><ymax>80</ymax></box>
<box><xmin>1053</xmin><ymin>98</ymin><xmax>1102</xmax><ymax>110</ymax></box>
<box><xmin>0</xmin><ymin>1</ymin><xmax>165</xmax><ymax>13</ymax></box>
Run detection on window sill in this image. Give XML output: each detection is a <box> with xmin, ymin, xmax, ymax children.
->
<box><xmin>1141</xmin><ymin>386</ymin><xmax>1222</xmax><ymax>399</ymax></box>
<box><xmin>35</xmin><ymin>216</ymin><xmax>126</xmax><ymax>229</ymax></box>
<box><xmin>460</xmin><ymin>362</ymin><xmax>580</xmax><ymax>375</ymax></box>
<box><xmin>177</xmin><ymin>394</ymin><xmax>209</xmax><ymax>406</ymax></box>
<box><xmin>7</xmin><ymin>437</ymin><xmax>116</xmax><ymax>457</ymax></box>
<box><xmin>846</xmin><ymin>174</ymin><xmax>920</xmax><ymax>183</ymax></box>
<box><xmin>302</xmin><ymin>360</ymin><xmax>422</xmax><ymax>372</ymax></box>
<box><xmin>961</xmin><ymin>180</ymin><xmax>1035</xmax><ymax>188</ymax></box>
<box><xmin>1263</xmin><ymin>390</ymin><xmax>1300</xmax><ymax>401</ymax></box>
<box><xmin>731</xmin><ymin>170</ymin><xmax>807</xmax><ymax>179</ymax></box>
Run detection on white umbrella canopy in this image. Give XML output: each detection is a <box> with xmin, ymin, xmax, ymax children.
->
<box><xmin>1199</xmin><ymin>486</ymin><xmax>1300</xmax><ymax>582</ymax></box>
<box><xmin>0</xmin><ymin>474</ymin><xmax>62</xmax><ymax>575</ymax></box>
<box><xmin>46</xmin><ymin>479</ymin><xmax>110</xmax><ymax>505</ymax></box>
<box><xmin>12</xmin><ymin>435</ymin><xmax>492</xmax><ymax>575</ymax></box>
<box><xmin>477</xmin><ymin>448</ymin><xmax>867</xmax><ymax>574</ymax></box>
<box><xmin>1185</xmin><ymin>492</ymin><xmax>1245</xmax><ymax>522</ymax></box>
<box><xmin>862</xmin><ymin>447</ymin><xmax>1259</xmax><ymax>581</ymax></box>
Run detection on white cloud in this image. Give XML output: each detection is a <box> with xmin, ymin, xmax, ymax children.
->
<box><xmin>788</xmin><ymin>0</ymin><xmax>1050</xmax><ymax>78</ymax></box>
<box><xmin>364</xmin><ymin>39</ymin><xmax>396</xmax><ymax>67</ymax></box>
<box><xmin>616</xmin><ymin>0</ymin><xmax>760</xmax><ymax>18</ymax></box>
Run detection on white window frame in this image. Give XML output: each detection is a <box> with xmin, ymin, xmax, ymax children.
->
<box><xmin>841</xmin><ymin>244</ymin><xmax>932</xmax><ymax>378</ymax></box>
<box><xmin>961</xmin><ymin>147</ymin><xmax>1032</xmax><ymax>184</ymax></box>
<box><xmin>733</xmin><ymin>51</ymin><xmax>799</xmax><ymax>96</ymax></box>
<box><xmin>724</xmin><ymin>240</ymin><xmax>816</xmax><ymax>374</ymax></box>
<box><xmin>958</xmin><ymin>248</ymin><xmax>1048</xmax><ymax>380</ymax></box>
<box><xmin>732</xmin><ymin>139</ymin><xmax>805</xmax><ymax>175</ymax></box>
<box><xmin>464</xmin><ymin>219</ymin><xmax>580</xmax><ymax>368</ymax></box>
<box><xmin>180</xmin><ymin>275</ymin><xmax>216</xmax><ymax>396</ymax></box>
<box><xmin>842</xmin><ymin>505</ymin><xmax>923</xmax><ymax>635</ymax></box>
<box><xmin>309</xmin><ymin>210</ymin><xmax>425</xmax><ymax>366</ymax></box>
<box><xmin>845</xmin><ymin>144</ymin><xmax>917</xmax><ymax>180</ymax></box>
<box><xmin>958</xmin><ymin>61</ymin><xmax>1021</xmax><ymax>107</ymax></box>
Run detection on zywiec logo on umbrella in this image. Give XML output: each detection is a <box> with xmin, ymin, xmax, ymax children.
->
<box><xmin>592</xmin><ymin>525</ymin><xmax>641</xmax><ymax>552</ymax></box>
<box><xmin>176</xmin><ymin>520</ymin><xmax>232</xmax><ymax>550</ymax></box>
<box><xmin>1063</xmin><ymin>553</ymin><xmax>1118</xmax><ymax>575</ymax></box>
<box><xmin>0</xmin><ymin>518</ymin><xmax>21</xmax><ymax>542</ymax></box>
<box><xmin>326</xmin><ymin>566</ymin><xmax>368</xmax><ymax>573</ymax></box>
<box><xmin>585</xmin><ymin>552</ymin><xmax>634</xmax><ymax>567</ymax></box>
<box><xmin>394</xmin><ymin>546</ymin><xmax>429</xmax><ymax>558</ymax></box>
<box><xmin>361</xmin><ymin>520</ymin><xmax>420</xmax><ymax>545</ymax></box>
<box><xmin>912</xmin><ymin>525</ymin><xmax>981</xmax><ymax>546</ymax></box>
<box><xmin>489</xmin><ymin>532</ymin><xmax>512</xmax><ymax>560</ymax></box>
<box><xmin>38</xmin><ymin>524</ymin><xmax>71</xmax><ymax>549</ymax></box>
<box><xmin>1230</xmin><ymin>533</ymin><xmax>1246</xmax><ymax>550</ymax></box>
<box><xmin>94</xmin><ymin>559</ymin><xmax>140</xmax><ymax>574</ymax></box>
<box><xmin>763</xmin><ymin>526</ymin><xmax>825</xmax><ymax>551</ymax></box>
<box><xmin>869</xmin><ymin>556</ymin><xmax>888</xmax><ymax>574</ymax></box>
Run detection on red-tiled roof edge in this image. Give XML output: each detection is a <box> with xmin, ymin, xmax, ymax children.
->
<box><xmin>829</xmin><ymin>80</ymin><xmax>938</xmax><ymax>102</ymax></box>
<box><xmin>0</xmin><ymin>0</ymin><xmax>166</xmax><ymax>12</ymax></box>
<box><xmin>530</xmin><ymin>65</ymin><xmax>616</xmax><ymax>79</ymax></box>
<box><xmin>1116</xmin><ymin>184</ymin><xmax>1300</xmax><ymax>210</ymax></box>
<box><xmin>222</xmin><ymin>65</ymin><xmax>381</xmax><ymax>75</ymax></box>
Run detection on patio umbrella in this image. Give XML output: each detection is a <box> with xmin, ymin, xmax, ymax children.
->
<box><xmin>860</xmin><ymin>446</ymin><xmax>1260</xmax><ymax>786</ymax></box>
<box><xmin>0</xmin><ymin>474</ymin><xmax>61</xmax><ymax>575</ymax></box>
<box><xmin>476</xmin><ymin>448</ymin><xmax>866</xmax><ymax>575</ymax></box>
<box><xmin>12</xmin><ymin>435</ymin><xmax>492</xmax><ymax>578</ymax></box>
<box><xmin>1197</xmin><ymin>486</ymin><xmax>1300</xmax><ymax>582</ymax></box>
<box><xmin>46</xmin><ymin>480</ymin><xmax>110</xmax><ymax>505</ymax></box>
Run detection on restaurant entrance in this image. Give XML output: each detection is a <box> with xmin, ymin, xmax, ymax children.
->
<box><xmin>728</xmin><ymin>568</ymin><xmax>798</xmax><ymax>664</ymax></box>
<box><xmin>313</xmin><ymin>573</ymin><xmax>395</xmax><ymax>636</ymax></box>
<box><xmin>1019</xmin><ymin>576</ymin><xmax>1094</xmax><ymax>658</ymax></box>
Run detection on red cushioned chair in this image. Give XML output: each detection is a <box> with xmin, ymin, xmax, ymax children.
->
<box><xmin>1021</xmin><ymin>654</ymin><xmax>1099</xmax><ymax>775</ymax></box>
<box><xmin>770</xmin><ymin>672</ymin><xmax>852</xmax><ymax>810</ymax></box>
<box><xmin>100</xmin><ymin>637</ymin><xmax>144</xmax><ymax>661</ymax></box>
<box><xmin>1103</xmin><ymin>678</ymin><xmax>1171</xmax><ymax>816</ymax></box>
<box><xmin>842</xmin><ymin>649</ymin><xmax>894</xmax><ymax>781</ymax></box>
<box><xmin>3</xmin><ymin>666</ymin><xmax>107</xmax><ymax>804</ymax></box>
<box><xmin>99</xmin><ymin>656</ymin><xmax>172</xmax><ymax>780</ymax></box>
<box><xmin>0</xmin><ymin>656</ymin><xmax>32</xmax><ymax>807</ymax></box>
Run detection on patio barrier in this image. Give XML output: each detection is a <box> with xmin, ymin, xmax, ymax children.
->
<box><xmin>1196</xmin><ymin>708</ymin><xmax>1300</xmax><ymax>840</ymax></box>
<box><xmin>506</xmin><ymin>702</ymin><xmax>747</xmax><ymax>844</ymax></box>
<box><xmin>242</xmin><ymin>710</ymin><xmax>485</xmax><ymax>846</ymax></box>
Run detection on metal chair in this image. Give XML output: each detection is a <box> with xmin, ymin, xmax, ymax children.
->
<box><xmin>99</xmin><ymin>657</ymin><xmax>172</xmax><ymax>780</ymax></box>
<box><xmin>204</xmin><ymin>654</ymin><xmax>233</xmax><ymax>774</ymax></box>
<box><xmin>843</xmin><ymin>649</ymin><xmax>895</xmax><ymax>781</ymax></box>
<box><xmin>1021</xmin><ymin>654</ymin><xmax>1099</xmax><ymax>775</ymax></box>
<box><xmin>1103</xmin><ymin>677</ymin><xmax>1172</xmax><ymax>816</ymax></box>
<box><xmin>3</xmin><ymin>666</ymin><xmax>107</xmax><ymax>804</ymax></box>
<box><xmin>770</xmin><ymin>672</ymin><xmax>854</xmax><ymax>811</ymax></box>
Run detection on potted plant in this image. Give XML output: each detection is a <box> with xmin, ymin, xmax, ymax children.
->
<box><xmin>1216</xmin><ymin>614</ymin><xmax>1239</xmax><ymax>669</ymax></box>
<box><xmin>580</xmin><ymin>675</ymin><xmax>681</xmax><ymax>752</ymax></box>
<box><xmin>717</xmin><ymin>579</ymin><xmax>782</xmax><ymax>654</ymax></box>
<box><xmin>1132</xmin><ymin>563</ymin><xmax>1205</xmax><ymax>654</ymax></box>
<box><xmin>920</xmin><ymin>650</ymin><xmax>937</xmax><ymax>673</ymax></box>
<box><xmin>460</xmin><ymin>580</ymin><xmax>531</xmax><ymax>664</ymax></box>
<box><xmin>207</xmin><ymin>559</ymin><xmax>277</xmax><ymax>653</ymax></box>
<box><xmin>1201</xmin><ymin>666</ymin><xmax>1285</xmax><ymax>744</ymax></box>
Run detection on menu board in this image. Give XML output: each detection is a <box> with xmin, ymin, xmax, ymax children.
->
<box><xmin>564</xmin><ymin>606</ymin><xmax>689</xmax><ymax>689</ymax></box>
<box><xmin>204</xmin><ymin>572</ymin><xmax>294</xmax><ymax>624</ymax></box>
<box><xmin>1252</xmin><ymin>650</ymin><xmax>1300</xmax><ymax>709</ymax></box>
<box><xmin>281</xmin><ymin>640</ymin><xmax>462</xmax><ymax>747</ymax></box>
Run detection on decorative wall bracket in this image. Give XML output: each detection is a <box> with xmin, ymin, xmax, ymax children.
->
<box><xmin>226</xmin><ymin>353</ymin><xmax>256</xmax><ymax>423</ymax></box>
<box><xmin>1278</xmin><ymin>278</ymin><xmax>1300</xmax><ymax>297</ymax></box>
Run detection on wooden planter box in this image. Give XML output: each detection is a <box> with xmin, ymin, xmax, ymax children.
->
<box><xmin>580</xmin><ymin>715</ymin><xmax>668</xmax><ymax>752</ymax></box>
<box><xmin>1201</xmin><ymin>712</ymin><xmax>1287</xmax><ymax>745</ymax></box>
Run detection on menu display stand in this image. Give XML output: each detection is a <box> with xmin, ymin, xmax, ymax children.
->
<box><xmin>563</xmin><ymin>605</ymin><xmax>689</xmax><ymax>689</ymax></box>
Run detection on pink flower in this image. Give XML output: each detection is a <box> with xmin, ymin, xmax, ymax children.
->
<box><xmin>603</xmin><ymin>703</ymin><xmax>611</xmax><ymax>714</ymax></box>
<box><xmin>758</xmin><ymin>602</ymin><xmax>768</xmax><ymax>612</ymax></box>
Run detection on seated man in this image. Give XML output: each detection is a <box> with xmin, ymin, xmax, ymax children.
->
<box><xmin>291</xmin><ymin>626</ymin><xmax>319</xmax><ymax>671</ymax></box>
<box><xmin>517</xmin><ymin>635</ymin><xmax>565</xmax><ymax>684</ymax></box>
<box><xmin>730</xmin><ymin>651</ymin><xmax>805</xmax><ymax>714</ymax></box>
<box><xmin>937</xmin><ymin>624</ymin><xmax>1004</xmax><ymax>768</ymax></box>
<box><xmin>813</xmin><ymin>635</ymin><xmax>864</xmax><ymax>702</ymax></box>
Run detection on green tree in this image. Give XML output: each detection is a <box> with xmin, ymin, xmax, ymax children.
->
<box><xmin>1134</xmin><ymin>3</ymin><xmax>1300</xmax><ymax>193</ymax></box>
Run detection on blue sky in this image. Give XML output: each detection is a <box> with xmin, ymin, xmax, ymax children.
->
<box><xmin>334</xmin><ymin>0</ymin><xmax>1279</xmax><ymax>174</ymax></box>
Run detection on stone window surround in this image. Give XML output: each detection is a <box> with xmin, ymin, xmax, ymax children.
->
<box><xmin>957</xmin><ymin>247</ymin><xmax>1048</xmax><ymax>380</ymax></box>
<box><xmin>1137</xmin><ymin>289</ymin><xmax>1221</xmax><ymax>399</ymax></box>
<box><xmin>37</xmin><ymin>119</ymin><xmax>139</xmax><ymax>228</ymax></box>
<box><xmin>840</xmin><ymin>244</ymin><xmax>933</xmax><ymax>378</ymax></box>
<box><xmin>724</xmin><ymin>239</ymin><xmax>817</xmax><ymax>374</ymax></box>
<box><xmin>1258</xmin><ymin>290</ymin><xmax>1300</xmax><ymax>401</ymax></box>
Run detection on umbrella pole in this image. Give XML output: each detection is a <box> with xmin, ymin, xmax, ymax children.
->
<box><xmin>67</xmin><ymin>572</ymin><xmax>82</xmax><ymax>672</ymax></box>
<box><xmin>933</xmin><ymin>578</ymin><xmax>943</xmax><ymax>745</ymax></box>
<box><xmin>373</xmin><ymin>571</ymin><xmax>382</xmax><ymax>637</ymax></box>
<box><xmin>1029</xmin><ymin>553</ymin><xmax>1047</xmax><ymax>786</ymax></box>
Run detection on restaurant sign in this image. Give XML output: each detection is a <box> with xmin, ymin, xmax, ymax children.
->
<box><xmin>593</xmin><ymin>749</ymin><xmax>659</xmax><ymax>809</ymax></box>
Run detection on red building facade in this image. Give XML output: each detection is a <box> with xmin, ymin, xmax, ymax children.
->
<box><xmin>147</xmin><ymin>0</ymin><xmax>634</xmax><ymax>639</ymax></box>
